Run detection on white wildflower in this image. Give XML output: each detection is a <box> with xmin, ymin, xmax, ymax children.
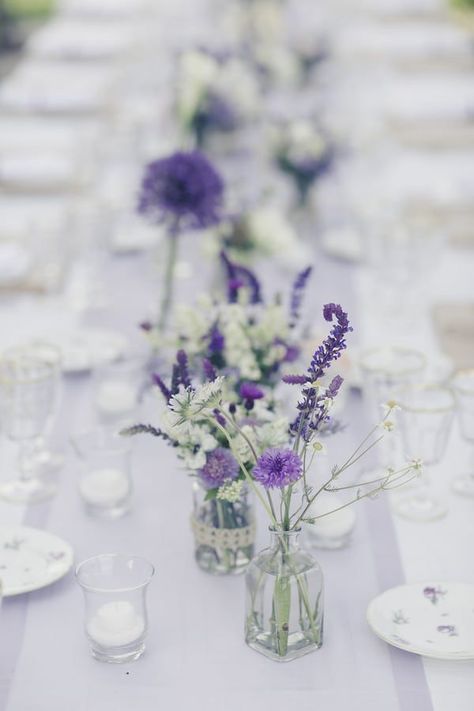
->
<box><xmin>216</xmin><ymin>479</ymin><xmax>244</xmax><ymax>503</ymax></box>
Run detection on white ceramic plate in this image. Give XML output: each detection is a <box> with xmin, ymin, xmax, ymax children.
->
<box><xmin>0</xmin><ymin>526</ymin><xmax>73</xmax><ymax>596</ymax></box>
<box><xmin>367</xmin><ymin>582</ymin><xmax>474</xmax><ymax>660</ymax></box>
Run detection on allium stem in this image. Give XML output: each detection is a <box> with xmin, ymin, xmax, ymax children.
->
<box><xmin>158</xmin><ymin>227</ymin><xmax>179</xmax><ymax>332</ymax></box>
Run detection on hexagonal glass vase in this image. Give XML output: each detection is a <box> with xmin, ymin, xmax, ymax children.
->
<box><xmin>191</xmin><ymin>481</ymin><xmax>255</xmax><ymax>575</ymax></box>
<box><xmin>245</xmin><ymin>528</ymin><xmax>324</xmax><ymax>661</ymax></box>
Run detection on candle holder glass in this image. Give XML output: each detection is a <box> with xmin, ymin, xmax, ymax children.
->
<box><xmin>451</xmin><ymin>369</ymin><xmax>474</xmax><ymax>497</ymax></box>
<box><xmin>72</xmin><ymin>427</ymin><xmax>132</xmax><ymax>518</ymax></box>
<box><xmin>76</xmin><ymin>553</ymin><xmax>154</xmax><ymax>663</ymax></box>
<box><xmin>93</xmin><ymin>355</ymin><xmax>147</xmax><ymax>422</ymax></box>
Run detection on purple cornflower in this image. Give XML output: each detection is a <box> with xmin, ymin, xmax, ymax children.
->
<box><xmin>253</xmin><ymin>448</ymin><xmax>303</xmax><ymax>489</ymax></box>
<box><xmin>220</xmin><ymin>251</ymin><xmax>262</xmax><ymax>304</ymax></box>
<box><xmin>239</xmin><ymin>382</ymin><xmax>264</xmax><ymax>410</ymax></box>
<box><xmin>289</xmin><ymin>266</ymin><xmax>312</xmax><ymax>328</ymax></box>
<box><xmin>199</xmin><ymin>447</ymin><xmax>239</xmax><ymax>489</ymax></box>
<box><xmin>137</xmin><ymin>150</ymin><xmax>224</xmax><ymax>230</ymax></box>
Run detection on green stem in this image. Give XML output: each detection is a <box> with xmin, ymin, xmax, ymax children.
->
<box><xmin>158</xmin><ymin>229</ymin><xmax>179</xmax><ymax>333</ymax></box>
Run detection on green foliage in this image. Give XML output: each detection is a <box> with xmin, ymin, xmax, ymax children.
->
<box><xmin>4</xmin><ymin>0</ymin><xmax>56</xmax><ymax>19</ymax></box>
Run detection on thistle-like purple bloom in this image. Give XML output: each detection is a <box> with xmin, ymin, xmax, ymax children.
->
<box><xmin>199</xmin><ymin>447</ymin><xmax>239</xmax><ymax>489</ymax></box>
<box><xmin>137</xmin><ymin>150</ymin><xmax>224</xmax><ymax>230</ymax></box>
<box><xmin>253</xmin><ymin>448</ymin><xmax>303</xmax><ymax>489</ymax></box>
<box><xmin>240</xmin><ymin>382</ymin><xmax>264</xmax><ymax>410</ymax></box>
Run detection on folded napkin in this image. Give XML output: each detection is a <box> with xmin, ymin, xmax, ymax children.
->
<box><xmin>0</xmin><ymin>152</ymin><xmax>83</xmax><ymax>193</ymax></box>
<box><xmin>27</xmin><ymin>20</ymin><xmax>136</xmax><ymax>61</ymax></box>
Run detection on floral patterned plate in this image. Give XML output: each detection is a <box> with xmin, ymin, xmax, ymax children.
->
<box><xmin>0</xmin><ymin>526</ymin><xmax>73</xmax><ymax>596</ymax></box>
<box><xmin>367</xmin><ymin>582</ymin><xmax>474</xmax><ymax>660</ymax></box>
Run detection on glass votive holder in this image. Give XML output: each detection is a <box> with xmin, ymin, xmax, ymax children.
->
<box><xmin>93</xmin><ymin>355</ymin><xmax>147</xmax><ymax>422</ymax></box>
<box><xmin>72</xmin><ymin>427</ymin><xmax>132</xmax><ymax>518</ymax></box>
<box><xmin>304</xmin><ymin>494</ymin><xmax>356</xmax><ymax>550</ymax></box>
<box><xmin>76</xmin><ymin>553</ymin><xmax>154</xmax><ymax>663</ymax></box>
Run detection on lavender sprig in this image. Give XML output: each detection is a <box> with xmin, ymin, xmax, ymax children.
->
<box><xmin>289</xmin><ymin>266</ymin><xmax>312</xmax><ymax>328</ymax></box>
<box><xmin>120</xmin><ymin>424</ymin><xmax>176</xmax><ymax>445</ymax></box>
<box><xmin>220</xmin><ymin>251</ymin><xmax>262</xmax><ymax>304</ymax></box>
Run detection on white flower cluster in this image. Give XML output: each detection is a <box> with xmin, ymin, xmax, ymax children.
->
<box><xmin>176</xmin><ymin>49</ymin><xmax>259</xmax><ymax>128</ymax></box>
<box><xmin>216</xmin><ymin>479</ymin><xmax>244</xmax><ymax>503</ymax></box>
<box><xmin>270</xmin><ymin>119</ymin><xmax>328</xmax><ymax>165</ymax></box>
<box><xmin>245</xmin><ymin>207</ymin><xmax>310</xmax><ymax>268</ymax></box>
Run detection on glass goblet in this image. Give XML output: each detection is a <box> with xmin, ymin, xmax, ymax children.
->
<box><xmin>359</xmin><ymin>346</ymin><xmax>426</xmax><ymax>474</ymax></box>
<box><xmin>395</xmin><ymin>384</ymin><xmax>455</xmax><ymax>522</ymax></box>
<box><xmin>451</xmin><ymin>369</ymin><xmax>474</xmax><ymax>497</ymax></box>
<box><xmin>0</xmin><ymin>346</ymin><xmax>58</xmax><ymax>503</ymax></box>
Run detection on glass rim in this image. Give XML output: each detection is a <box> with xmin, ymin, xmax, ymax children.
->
<box><xmin>398</xmin><ymin>384</ymin><xmax>455</xmax><ymax>414</ymax></box>
<box><xmin>269</xmin><ymin>526</ymin><xmax>302</xmax><ymax>535</ymax></box>
<box><xmin>359</xmin><ymin>346</ymin><xmax>426</xmax><ymax>376</ymax></box>
<box><xmin>71</xmin><ymin>426</ymin><xmax>131</xmax><ymax>456</ymax></box>
<box><xmin>452</xmin><ymin>369</ymin><xmax>474</xmax><ymax>395</ymax></box>
<box><xmin>75</xmin><ymin>553</ymin><xmax>155</xmax><ymax>593</ymax></box>
<box><xmin>0</xmin><ymin>348</ymin><xmax>56</xmax><ymax>384</ymax></box>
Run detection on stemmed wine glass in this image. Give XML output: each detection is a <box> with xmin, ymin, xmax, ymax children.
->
<box><xmin>451</xmin><ymin>369</ymin><xmax>474</xmax><ymax>497</ymax></box>
<box><xmin>395</xmin><ymin>384</ymin><xmax>455</xmax><ymax>521</ymax></box>
<box><xmin>0</xmin><ymin>345</ymin><xmax>58</xmax><ymax>503</ymax></box>
<box><xmin>359</xmin><ymin>346</ymin><xmax>426</xmax><ymax>475</ymax></box>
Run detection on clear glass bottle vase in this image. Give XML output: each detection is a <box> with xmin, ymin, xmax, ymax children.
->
<box><xmin>245</xmin><ymin>528</ymin><xmax>324</xmax><ymax>661</ymax></box>
<box><xmin>191</xmin><ymin>481</ymin><xmax>255</xmax><ymax>575</ymax></box>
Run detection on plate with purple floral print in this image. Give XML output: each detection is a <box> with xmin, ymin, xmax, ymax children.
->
<box><xmin>367</xmin><ymin>582</ymin><xmax>474</xmax><ymax>660</ymax></box>
<box><xmin>0</xmin><ymin>526</ymin><xmax>73</xmax><ymax>596</ymax></box>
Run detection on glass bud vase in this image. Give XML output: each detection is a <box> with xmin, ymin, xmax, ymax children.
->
<box><xmin>245</xmin><ymin>528</ymin><xmax>324</xmax><ymax>661</ymax></box>
<box><xmin>191</xmin><ymin>481</ymin><xmax>255</xmax><ymax>575</ymax></box>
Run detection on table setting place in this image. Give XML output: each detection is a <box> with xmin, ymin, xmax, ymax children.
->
<box><xmin>0</xmin><ymin>0</ymin><xmax>473</xmax><ymax>709</ymax></box>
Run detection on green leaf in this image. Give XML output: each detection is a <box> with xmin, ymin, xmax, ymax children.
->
<box><xmin>204</xmin><ymin>488</ymin><xmax>218</xmax><ymax>501</ymax></box>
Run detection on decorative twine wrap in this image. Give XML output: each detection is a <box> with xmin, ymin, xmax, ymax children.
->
<box><xmin>190</xmin><ymin>515</ymin><xmax>256</xmax><ymax>551</ymax></box>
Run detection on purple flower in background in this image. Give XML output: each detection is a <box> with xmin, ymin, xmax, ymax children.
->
<box><xmin>137</xmin><ymin>150</ymin><xmax>224</xmax><ymax>230</ymax></box>
<box><xmin>192</xmin><ymin>92</ymin><xmax>239</xmax><ymax>147</ymax></box>
<box><xmin>203</xmin><ymin>358</ymin><xmax>218</xmax><ymax>382</ymax></box>
<box><xmin>240</xmin><ymin>382</ymin><xmax>264</xmax><ymax>410</ymax></box>
<box><xmin>220</xmin><ymin>251</ymin><xmax>262</xmax><ymax>304</ymax></box>
<box><xmin>253</xmin><ymin>448</ymin><xmax>303</xmax><ymax>489</ymax></box>
<box><xmin>207</xmin><ymin>323</ymin><xmax>225</xmax><ymax>354</ymax></box>
<box><xmin>199</xmin><ymin>447</ymin><xmax>239</xmax><ymax>489</ymax></box>
<box><xmin>289</xmin><ymin>266</ymin><xmax>312</xmax><ymax>328</ymax></box>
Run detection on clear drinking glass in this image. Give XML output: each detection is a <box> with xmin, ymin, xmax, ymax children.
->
<box><xmin>76</xmin><ymin>554</ymin><xmax>154</xmax><ymax>663</ymax></box>
<box><xmin>395</xmin><ymin>385</ymin><xmax>455</xmax><ymax>521</ymax></box>
<box><xmin>359</xmin><ymin>346</ymin><xmax>426</xmax><ymax>473</ymax></box>
<box><xmin>451</xmin><ymin>369</ymin><xmax>474</xmax><ymax>497</ymax></box>
<box><xmin>26</xmin><ymin>341</ymin><xmax>64</xmax><ymax>473</ymax></box>
<box><xmin>191</xmin><ymin>480</ymin><xmax>255</xmax><ymax>575</ymax></box>
<box><xmin>245</xmin><ymin>528</ymin><xmax>323</xmax><ymax>662</ymax></box>
<box><xmin>0</xmin><ymin>345</ymin><xmax>58</xmax><ymax>503</ymax></box>
<box><xmin>72</xmin><ymin>427</ymin><xmax>132</xmax><ymax>518</ymax></box>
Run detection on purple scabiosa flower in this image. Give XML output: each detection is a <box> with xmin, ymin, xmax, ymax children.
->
<box><xmin>137</xmin><ymin>150</ymin><xmax>224</xmax><ymax>230</ymax></box>
<box><xmin>239</xmin><ymin>382</ymin><xmax>264</xmax><ymax>410</ymax></box>
<box><xmin>289</xmin><ymin>266</ymin><xmax>312</xmax><ymax>328</ymax></box>
<box><xmin>199</xmin><ymin>447</ymin><xmax>239</xmax><ymax>489</ymax></box>
<box><xmin>220</xmin><ymin>251</ymin><xmax>262</xmax><ymax>304</ymax></box>
<box><xmin>253</xmin><ymin>448</ymin><xmax>303</xmax><ymax>489</ymax></box>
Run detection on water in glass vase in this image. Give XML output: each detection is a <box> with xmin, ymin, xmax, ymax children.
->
<box><xmin>191</xmin><ymin>481</ymin><xmax>255</xmax><ymax>575</ymax></box>
<box><xmin>245</xmin><ymin>529</ymin><xmax>323</xmax><ymax>661</ymax></box>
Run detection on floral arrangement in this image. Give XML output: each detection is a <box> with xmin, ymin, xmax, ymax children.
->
<box><xmin>205</xmin><ymin>204</ymin><xmax>310</xmax><ymax>269</ymax></box>
<box><xmin>137</xmin><ymin>149</ymin><xmax>224</xmax><ymax>330</ymax></box>
<box><xmin>176</xmin><ymin>49</ymin><xmax>259</xmax><ymax>149</ymax></box>
<box><xmin>269</xmin><ymin>119</ymin><xmax>334</xmax><ymax>207</ymax></box>
<box><xmin>143</xmin><ymin>253</ymin><xmax>313</xmax><ymax>387</ymax></box>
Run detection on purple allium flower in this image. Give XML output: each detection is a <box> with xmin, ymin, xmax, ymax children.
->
<box><xmin>199</xmin><ymin>447</ymin><xmax>239</xmax><ymax>489</ymax></box>
<box><xmin>240</xmin><ymin>382</ymin><xmax>264</xmax><ymax>410</ymax></box>
<box><xmin>253</xmin><ymin>448</ymin><xmax>303</xmax><ymax>489</ymax></box>
<box><xmin>137</xmin><ymin>151</ymin><xmax>224</xmax><ymax>230</ymax></box>
<box><xmin>289</xmin><ymin>266</ymin><xmax>312</xmax><ymax>328</ymax></box>
<box><xmin>220</xmin><ymin>251</ymin><xmax>262</xmax><ymax>304</ymax></box>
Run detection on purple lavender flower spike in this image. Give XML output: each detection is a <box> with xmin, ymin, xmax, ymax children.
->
<box><xmin>220</xmin><ymin>251</ymin><xmax>262</xmax><ymax>304</ymax></box>
<box><xmin>199</xmin><ymin>447</ymin><xmax>239</xmax><ymax>489</ymax></box>
<box><xmin>203</xmin><ymin>358</ymin><xmax>218</xmax><ymax>382</ymax></box>
<box><xmin>207</xmin><ymin>323</ymin><xmax>225</xmax><ymax>354</ymax></box>
<box><xmin>176</xmin><ymin>349</ymin><xmax>192</xmax><ymax>389</ymax></box>
<box><xmin>152</xmin><ymin>373</ymin><xmax>171</xmax><ymax>402</ymax></box>
<box><xmin>137</xmin><ymin>150</ymin><xmax>224</xmax><ymax>230</ymax></box>
<box><xmin>253</xmin><ymin>448</ymin><xmax>303</xmax><ymax>489</ymax></box>
<box><xmin>289</xmin><ymin>266</ymin><xmax>312</xmax><ymax>328</ymax></box>
<box><xmin>282</xmin><ymin>374</ymin><xmax>308</xmax><ymax>385</ymax></box>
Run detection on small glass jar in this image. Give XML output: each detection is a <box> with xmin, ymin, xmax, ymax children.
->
<box><xmin>191</xmin><ymin>481</ymin><xmax>255</xmax><ymax>576</ymax></box>
<box><xmin>304</xmin><ymin>494</ymin><xmax>356</xmax><ymax>550</ymax></box>
<box><xmin>245</xmin><ymin>528</ymin><xmax>324</xmax><ymax>662</ymax></box>
<box><xmin>76</xmin><ymin>553</ymin><xmax>154</xmax><ymax>663</ymax></box>
<box><xmin>72</xmin><ymin>427</ymin><xmax>132</xmax><ymax>518</ymax></box>
<box><xmin>93</xmin><ymin>355</ymin><xmax>147</xmax><ymax>422</ymax></box>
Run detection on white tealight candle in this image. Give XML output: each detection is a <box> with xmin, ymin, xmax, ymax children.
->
<box><xmin>80</xmin><ymin>467</ymin><xmax>130</xmax><ymax>507</ymax></box>
<box><xmin>87</xmin><ymin>601</ymin><xmax>145</xmax><ymax>648</ymax></box>
<box><xmin>95</xmin><ymin>380</ymin><xmax>137</xmax><ymax>416</ymax></box>
<box><xmin>306</xmin><ymin>495</ymin><xmax>356</xmax><ymax>549</ymax></box>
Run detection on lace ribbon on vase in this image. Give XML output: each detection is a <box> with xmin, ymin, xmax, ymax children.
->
<box><xmin>190</xmin><ymin>515</ymin><xmax>256</xmax><ymax>550</ymax></box>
